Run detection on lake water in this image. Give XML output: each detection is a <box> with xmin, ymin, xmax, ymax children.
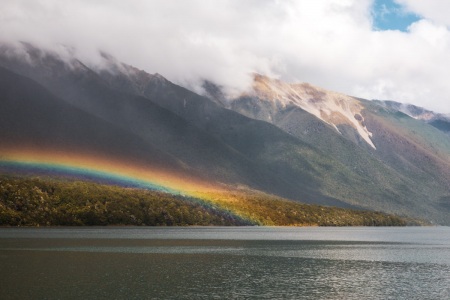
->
<box><xmin>1</xmin><ymin>227</ymin><xmax>449</xmax><ymax>299</ymax></box>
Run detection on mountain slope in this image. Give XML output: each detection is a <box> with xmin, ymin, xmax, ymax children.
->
<box><xmin>373</xmin><ymin>99</ymin><xmax>450</xmax><ymax>136</ymax></box>
<box><xmin>94</xmin><ymin>57</ymin><xmax>450</xmax><ymax>222</ymax></box>
<box><xmin>1</xmin><ymin>43</ymin><xmax>450</xmax><ymax>224</ymax></box>
<box><xmin>222</xmin><ymin>75</ymin><xmax>450</xmax><ymax>224</ymax></box>
<box><xmin>95</xmin><ymin>55</ymin><xmax>418</xmax><ymax>211</ymax></box>
<box><xmin>0</xmin><ymin>65</ymin><xmax>180</xmax><ymax>172</ymax></box>
<box><xmin>362</xmin><ymin>100</ymin><xmax>450</xmax><ymax>204</ymax></box>
<box><xmin>0</xmin><ymin>45</ymin><xmax>369</xmax><ymax>207</ymax></box>
<box><xmin>0</xmin><ymin>47</ymin><xmax>279</xmax><ymax>189</ymax></box>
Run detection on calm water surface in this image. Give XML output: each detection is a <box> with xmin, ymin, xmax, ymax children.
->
<box><xmin>1</xmin><ymin>227</ymin><xmax>449</xmax><ymax>299</ymax></box>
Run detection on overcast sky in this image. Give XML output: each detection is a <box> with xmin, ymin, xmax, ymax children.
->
<box><xmin>1</xmin><ymin>0</ymin><xmax>450</xmax><ymax>112</ymax></box>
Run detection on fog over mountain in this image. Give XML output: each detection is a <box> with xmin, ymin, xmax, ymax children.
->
<box><xmin>2</xmin><ymin>1</ymin><xmax>450</xmax><ymax>225</ymax></box>
<box><xmin>2</xmin><ymin>0</ymin><xmax>450</xmax><ymax>112</ymax></box>
<box><xmin>2</xmin><ymin>42</ymin><xmax>450</xmax><ymax>224</ymax></box>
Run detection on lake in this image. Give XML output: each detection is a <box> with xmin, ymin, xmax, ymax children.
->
<box><xmin>1</xmin><ymin>227</ymin><xmax>449</xmax><ymax>299</ymax></box>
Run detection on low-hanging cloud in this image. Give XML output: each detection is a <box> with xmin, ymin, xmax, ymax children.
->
<box><xmin>1</xmin><ymin>0</ymin><xmax>450</xmax><ymax>112</ymax></box>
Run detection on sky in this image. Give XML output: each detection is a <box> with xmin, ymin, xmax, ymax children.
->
<box><xmin>1</xmin><ymin>0</ymin><xmax>450</xmax><ymax>112</ymax></box>
<box><xmin>372</xmin><ymin>0</ymin><xmax>420</xmax><ymax>31</ymax></box>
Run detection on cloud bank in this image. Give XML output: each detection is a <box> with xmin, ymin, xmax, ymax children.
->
<box><xmin>1</xmin><ymin>0</ymin><xmax>450</xmax><ymax>112</ymax></box>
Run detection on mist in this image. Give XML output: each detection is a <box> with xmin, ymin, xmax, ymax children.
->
<box><xmin>2</xmin><ymin>0</ymin><xmax>450</xmax><ymax>112</ymax></box>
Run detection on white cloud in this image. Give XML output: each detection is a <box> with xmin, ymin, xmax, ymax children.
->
<box><xmin>1</xmin><ymin>0</ymin><xmax>450</xmax><ymax>112</ymax></box>
<box><xmin>396</xmin><ymin>0</ymin><xmax>450</xmax><ymax>27</ymax></box>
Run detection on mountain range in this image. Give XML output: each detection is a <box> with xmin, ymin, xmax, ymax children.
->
<box><xmin>1</xmin><ymin>42</ymin><xmax>449</xmax><ymax>224</ymax></box>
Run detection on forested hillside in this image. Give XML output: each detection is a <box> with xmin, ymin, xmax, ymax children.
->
<box><xmin>0</xmin><ymin>175</ymin><xmax>422</xmax><ymax>227</ymax></box>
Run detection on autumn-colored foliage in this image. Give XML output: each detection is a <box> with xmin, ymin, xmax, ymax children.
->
<box><xmin>0</xmin><ymin>175</ymin><xmax>249</xmax><ymax>226</ymax></box>
<box><xmin>0</xmin><ymin>175</ymin><xmax>422</xmax><ymax>226</ymax></box>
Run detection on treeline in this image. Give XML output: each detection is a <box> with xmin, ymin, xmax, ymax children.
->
<box><xmin>0</xmin><ymin>175</ymin><xmax>250</xmax><ymax>226</ymax></box>
<box><xmin>0</xmin><ymin>175</ymin><xmax>423</xmax><ymax>226</ymax></box>
<box><xmin>196</xmin><ymin>190</ymin><xmax>426</xmax><ymax>226</ymax></box>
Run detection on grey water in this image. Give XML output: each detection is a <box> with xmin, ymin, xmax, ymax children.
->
<box><xmin>1</xmin><ymin>227</ymin><xmax>449</xmax><ymax>299</ymax></box>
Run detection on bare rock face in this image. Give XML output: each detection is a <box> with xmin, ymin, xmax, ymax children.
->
<box><xmin>232</xmin><ymin>74</ymin><xmax>376</xmax><ymax>148</ymax></box>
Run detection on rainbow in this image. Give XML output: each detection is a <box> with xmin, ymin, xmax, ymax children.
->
<box><xmin>0</xmin><ymin>148</ymin><xmax>219</xmax><ymax>197</ymax></box>
<box><xmin>0</xmin><ymin>147</ymin><xmax>260</xmax><ymax>225</ymax></box>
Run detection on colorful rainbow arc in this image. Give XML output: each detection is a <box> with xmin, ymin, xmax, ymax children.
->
<box><xmin>0</xmin><ymin>149</ymin><xmax>262</xmax><ymax>225</ymax></box>
<box><xmin>0</xmin><ymin>149</ymin><xmax>213</xmax><ymax>196</ymax></box>
<box><xmin>0</xmin><ymin>160</ymin><xmax>179</xmax><ymax>194</ymax></box>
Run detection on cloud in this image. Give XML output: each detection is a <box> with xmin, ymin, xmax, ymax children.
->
<box><xmin>396</xmin><ymin>0</ymin><xmax>450</xmax><ymax>27</ymax></box>
<box><xmin>1</xmin><ymin>0</ymin><xmax>450</xmax><ymax>112</ymax></box>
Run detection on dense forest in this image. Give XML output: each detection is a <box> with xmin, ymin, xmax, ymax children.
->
<box><xmin>0</xmin><ymin>175</ymin><xmax>424</xmax><ymax>226</ymax></box>
<box><xmin>194</xmin><ymin>189</ymin><xmax>425</xmax><ymax>226</ymax></box>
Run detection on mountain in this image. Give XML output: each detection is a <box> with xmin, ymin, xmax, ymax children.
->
<box><xmin>0</xmin><ymin>44</ymin><xmax>276</xmax><ymax>189</ymax></box>
<box><xmin>0</xmin><ymin>42</ymin><xmax>449</xmax><ymax>224</ymax></box>
<box><xmin>219</xmin><ymin>75</ymin><xmax>450</xmax><ymax>224</ymax></box>
<box><xmin>373</xmin><ymin>100</ymin><xmax>450</xmax><ymax>135</ymax></box>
